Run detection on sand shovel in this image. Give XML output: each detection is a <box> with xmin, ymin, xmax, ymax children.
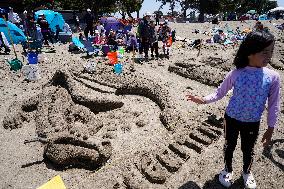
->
<box><xmin>197</xmin><ymin>39</ymin><xmax>203</xmax><ymax>57</ymax></box>
<box><xmin>3</xmin><ymin>16</ymin><xmax>23</xmax><ymax>71</ymax></box>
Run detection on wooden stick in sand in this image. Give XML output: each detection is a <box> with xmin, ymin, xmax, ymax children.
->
<box><xmin>197</xmin><ymin>39</ymin><xmax>202</xmax><ymax>57</ymax></box>
<box><xmin>130</xmin><ymin>44</ymin><xmax>135</xmax><ymax>71</ymax></box>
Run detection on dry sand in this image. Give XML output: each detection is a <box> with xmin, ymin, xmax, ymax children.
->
<box><xmin>0</xmin><ymin>20</ymin><xmax>283</xmax><ymax>189</ymax></box>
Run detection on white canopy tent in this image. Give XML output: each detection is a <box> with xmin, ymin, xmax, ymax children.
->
<box><xmin>268</xmin><ymin>7</ymin><xmax>284</xmax><ymax>13</ymax></box>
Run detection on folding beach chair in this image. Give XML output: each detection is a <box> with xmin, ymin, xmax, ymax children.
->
<box><xmin>82</xmin><ymin>40</ymin><xmax>99</xmax><ymax>56</ymax></box>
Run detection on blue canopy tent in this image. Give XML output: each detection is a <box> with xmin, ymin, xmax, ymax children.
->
<box><xmin>0</xmin><ymin>18</ymin><xmax>26</xmax><ymax>44</ymax></box>
<box><xmin>35</xmin><ymin>10</ymin><xmax>65</xmax><ymax>33</ymax></box>
<box><xmin>259</xmin><ymin>14</ymin><xmax>268</xmax><ymax>20</ymax></box>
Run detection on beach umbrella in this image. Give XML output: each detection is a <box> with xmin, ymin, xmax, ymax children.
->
<box><xmin>247</xmin><ymin>10</ymin><xmax>257</xmax><ymax>14</ymax></box>
<box><xmin>268</xmin><ymin>7</ymin><xmax>284</xmax><ymax>13</ymax></box>
<box><xmin>0</xmin><ymin>18</ymin><xmax>26</xmax><ymax>44</ymax></box>
<box><xmin>35</xmin><ymin>10</ymin><xmax>65</xmax><ymax>33</ymax></box>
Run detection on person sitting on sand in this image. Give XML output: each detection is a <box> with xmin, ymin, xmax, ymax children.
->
<box><xmin>253</xmin><ymin>21</ymin><xmax>264</xmax><ymax>32</ymax></box>
<box><xmin>100</xmin><ymin>30</ymin><xmax>107</xmax><ymax>45</ymax></box>
<box><xmin>213</xmin><ymin>29</ymin><xmax>226</xmax><ymax>43</ymax></box>
<box><xmin>93</xmin><ymin>30</ymin><xmax>101</xmax><ymax>45</ymax></box>
<box><xmin>107</xmin><ymin>30</ymin><xmax>118</xmax><ymax>51</ymax></box>
<box><xmin>187</xmin><ymin>31</ymin><xmax>280</xmax><ymax>189</ymax></box>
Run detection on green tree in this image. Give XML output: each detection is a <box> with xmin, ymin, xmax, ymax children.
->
<box><xmin>156</xmin><ymin>0</ymin><xmax>177</xmax><ymax>17</ymax></box>
<box><xmin>117</xmin><ymin>0</ymin><xmax>144</xmax><ymax>18</ymax></box>
<box><xmin>177</xmin><ymin>0</ymin><xmax>277</xmax><ymax>21</ymax></box>
<box><xmin>154</xmin><ymin>10</ymin><xmax>163</xmax><ymax>17</ymax></box>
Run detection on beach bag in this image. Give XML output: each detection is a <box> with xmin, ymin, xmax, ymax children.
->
<box><xmin>22</xmin><ymin>64</ymin><xmax>40</xmax><ymax>81</ymax></box>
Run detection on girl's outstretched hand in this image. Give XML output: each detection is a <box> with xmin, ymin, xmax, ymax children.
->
<box><xmin>186</xmin><ymin>94</ymin><xmax>206</xmax><ymax>104</ymax></box>
<box><xmin>261</xmin><ymin>128</ymin><xmax>274</xmax><ymax>147</ymax></box>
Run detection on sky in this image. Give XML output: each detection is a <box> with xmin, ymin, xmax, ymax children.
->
<box><xmin>139</xmin><ymin>0</ymin><xmax>284</xmax><ymax>16</ymax></box>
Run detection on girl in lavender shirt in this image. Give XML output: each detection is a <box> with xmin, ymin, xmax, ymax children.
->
<box><xmin>187</xmin><ymin>31</ymin><xmax>280</xmax><ymax>189</ymax></box>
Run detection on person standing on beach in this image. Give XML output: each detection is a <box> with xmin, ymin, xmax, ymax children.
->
<box><xmin>84</xmin><ymin>9</ymin><xmax>94</xmax><ymax>39</ymax></box>
<box><xmin>155</xmin><ymin>12</ymin><xmax>160</xmax><ymax>26</ymax></box>
<box><xmin>138</xmin><ymin>12</ymin><xmax>152</xmax><ymax>60</ymax></box>
<box><xmin>186</xmin><ymin>31</ymin><xmax>280</xmax><ymax>189</ymax></box>
<box><xmin>38</xmin><ymin>14</ymin><xmax>53</xmax><ymax>46</ymax></box>
<box><xmin>8</xmin><ymin>7</ymin><xmax>21</xmax><ymax>26</ymax></box>
<box><xmin>73</xmin><ymin>11</ymin><xmax>81</xmax><ymax>32</ymax></box>
<box><xmin>160</xmin><ymin>20</ymin><xmax>171</xmax><ymax>58</ymax></box>
<box><xmin>149</xmin><ymin>20</ymin><xmax>159</xmax><ymax>59</ymax></box>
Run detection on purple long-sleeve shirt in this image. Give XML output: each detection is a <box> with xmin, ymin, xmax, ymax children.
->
<box><xmin>203</xmin><ymin>66</ymin><xmax>281</xmax><ymax>128</ymax></box>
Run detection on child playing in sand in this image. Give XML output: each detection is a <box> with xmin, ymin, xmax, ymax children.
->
<box><xmin>186</xmin><ymin>31</ymin><xmax>280</xmax><ymax>189</ymax></box>
<box><xmin>93</xmin><ymin>30</ymin><xmax>101</xmax><ymax>44</ymax></box>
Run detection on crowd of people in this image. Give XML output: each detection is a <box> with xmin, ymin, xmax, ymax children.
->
<box><xmin>0</xmin><ymin>6</ymin><xmax>282</xmax><ymax>61</ymax></box>
<box><xmin>72</xmin><ymin>11</ymin><xmax>175</xmax><ymax>60</ymax></box>
<box><xmin>1</xmin><ymin>7</ymin><xmax>176</xmax><ymax>61</ymax></box>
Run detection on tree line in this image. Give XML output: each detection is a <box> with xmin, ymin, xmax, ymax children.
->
<box><xmin>157</xmin><ymin>0</ymin><xmax>277</xmax><ymax>21</ymax></box>
<box><xmin>21</xmin><ymin>0</ymin><xmax>277</xmax><ymax>21</ymax></box>
<box><xmin>22</xmin><ymin>0</ymin><xmax>144</xmax><ymax>19</ymax></box>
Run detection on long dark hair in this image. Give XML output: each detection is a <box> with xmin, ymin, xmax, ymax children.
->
<box><xmin>234</xmin><ymin>31</ymin><xmax>275</xmax><ymax>69</ymax></box>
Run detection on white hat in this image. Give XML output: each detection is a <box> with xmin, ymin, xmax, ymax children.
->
<box><xmin>87</xmin><ymin>9</ymin><xmax>91</xmax><ymax>12</ymax></box>
<box><xmin>144</xmin><ymin>12</ymin><xmax>151</xmax><ymax>17</ymax></box>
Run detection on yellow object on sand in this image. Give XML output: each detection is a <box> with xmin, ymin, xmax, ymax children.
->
<box><xmin>37</xmin><ymin>175</ymin><xmax>66</xmax><ymax>189</ymax></box>
<box><xmin>243</xmin><ymin>28</ymin><xmax>252</xmax><ymax>33</ymax></box>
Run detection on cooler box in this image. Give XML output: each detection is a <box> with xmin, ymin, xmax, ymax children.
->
<box><xmin>58</xmin><ymin>32</ymin><xmax>72</xmax><ymax>43</ymax></box>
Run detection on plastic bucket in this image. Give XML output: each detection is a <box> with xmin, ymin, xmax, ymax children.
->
<box><xmin>107</xmin><ymin>52</ymin><xmax>118</xmax><ymax>65</ymax></box>
<box><xmin>7</xmin><ymin>59</ymin><xmax>23</xmax><ymax>71</ymax></box>
<box><xmin>27</xmin><ymin>52</ymin><xmax>38</xmax><ymax>64</ymax></box>
<box><xmin>114</xmin><ymin>63</ymin><xmax>123</xmax><ymax>75</ymax></box>
<box><xmin>118</xmin><ymin>46</ymin><xmax>125</xmax><ymax>55</ymax></box>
